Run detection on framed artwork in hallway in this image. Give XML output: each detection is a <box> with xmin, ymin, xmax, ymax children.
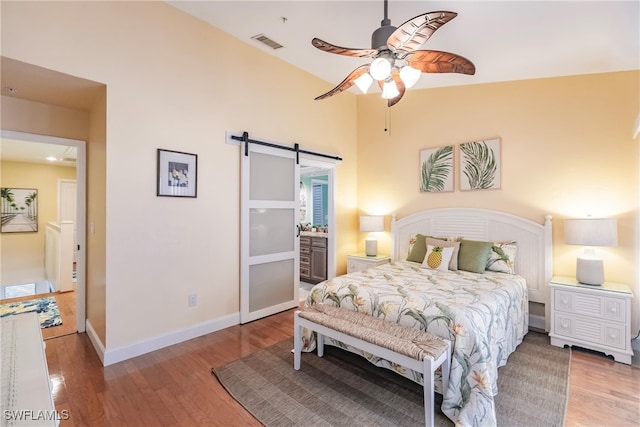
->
<box><xmin>1</xmin><ymin>188</ymin><xmax>38</xmax><ymax>233</ymax></box>
<box><xmin>157</xmin><ymin>149</ymin><xmax>198</xmax><ymax>198</ymax></box>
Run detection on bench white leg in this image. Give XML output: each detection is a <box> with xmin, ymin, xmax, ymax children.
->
<box><xmin>441</xmin><ymin>341</ymin><xmax>450</xmax><ymax>396</ymax></box>
<box><xmin>293</xmin><ymin>311</ymin><xmax>302</xmax><ymax>370</ymax></box>
<box><xmin>423</xmin><ymin>358</ymin><xmax>435</xmax><ymax>427</ymax></box>
<box><xmin>317</xmin><ymin>332</ymin><xmax>325</xmax><ymax>357</ymax></box>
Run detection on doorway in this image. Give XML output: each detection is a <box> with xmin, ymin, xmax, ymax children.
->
<box><xmin>299</xmin><ymin>160</ymin><xmax>336</xmax><ymax>302</ymax></box>
<box><xmin>0</xmin><ymin>130</ymin><xmax>86</xmax><ymax>336</ymax></box>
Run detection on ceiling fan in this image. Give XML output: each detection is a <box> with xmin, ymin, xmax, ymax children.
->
<box><xmin>312</xmin><ymin>0</ymin><xmax>475</xmax><ymax>107</ymax></box>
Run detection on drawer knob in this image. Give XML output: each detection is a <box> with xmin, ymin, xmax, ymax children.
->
<box><xmin>609</xmin><ymin>307</ymin><xmax>617</xmax><ymax>313</ymax></box>
<box><xmin>561</xmin><ymin>321</ymin><xmax>569</xmax><ymax>328</ymax></box>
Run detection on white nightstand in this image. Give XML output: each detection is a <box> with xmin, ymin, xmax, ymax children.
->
<box><xmin>549</xmin><ymin>276</ymin><xmax>634</xmax><ymax>364</ymax></box>
<box><xmin>347</xmin><ymin>253</ymin><xmax>391</xmax><ymax>273</ymax></box>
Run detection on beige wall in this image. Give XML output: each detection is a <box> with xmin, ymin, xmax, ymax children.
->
<box><xmin>3</xmin><ymin>1</ymin><xmax>636</xmax><ymax>355</ymax></box>
<box><xmin>356</xmin><ymin>71</ymin><xmax>640</xmax><ymax>333</ymax></box>
<box><xmin>1</xmin><ymin>1</ymin><xmax>359</xmax><ymax>350</ymax></box>
<box><xmin>0</xmin><ymin>160</ymin><xmax>76</xmax><ymax>284</ymax></box>
<box><xmin>0</xmin><ymin>94</ymin><xmax>107</xmax><ymax>342</ymax></box>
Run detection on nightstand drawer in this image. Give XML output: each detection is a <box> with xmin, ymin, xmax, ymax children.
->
<box><xmin>346</xmin><ymin>254</ymin><xmax>391</xmax><ymax>273</ymax></box>
<box><xmin>348</xmin><ymin>259</ymin><xmax>365</xmax><ymax>273</ymax></box>
<box><xmin>300</xmin><ymin>255</ymin><xmax>310</xmax><ymax>266</ymax></box>
<box><xmin>553</xmin><ymin>314</ymin><xmax>627</xmax><ymax>350</ymax></box>
<box><xmin>553</xmin><ymin>289</ymin><xmax>626</xmax><ymax>322</ymax></box>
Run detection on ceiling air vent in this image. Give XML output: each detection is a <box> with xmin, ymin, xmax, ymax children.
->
<box><xmin>251</xmin><ymin>34</ymin><xmax>283</xmax><ymax>50</ymax></box>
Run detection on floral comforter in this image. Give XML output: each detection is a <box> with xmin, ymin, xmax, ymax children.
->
<box><xmin>303</xmin><ymin>261</ymin><xmax>528</xmax><ymax>427</ymax></box>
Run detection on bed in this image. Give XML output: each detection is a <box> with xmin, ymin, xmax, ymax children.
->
<box><xmin>302</xmin><ymin>208</ymin><xmax>553</xmax><ymax>426</ymax></box>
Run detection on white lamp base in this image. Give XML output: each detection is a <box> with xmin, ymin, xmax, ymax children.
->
<box><xmin>365</xmin><ymin>239</ymin><xmax>378</xmax><ymax>257</ymax></box>
<box><xmin>576</xmin><ymin>257</ymin><xmax>604</xmax><ymax>285</ymax></box>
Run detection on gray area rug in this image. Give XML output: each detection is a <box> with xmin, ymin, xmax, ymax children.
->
<box><xmin>211</xmin><ymin>331</ymin><xmax>570</xmax><ymax>426</ymax></box>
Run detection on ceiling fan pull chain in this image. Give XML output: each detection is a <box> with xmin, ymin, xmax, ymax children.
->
<box><xmin>384</xmin><ymin>107</ymin><xmax>391</xmax><ymax>134</ymax></box>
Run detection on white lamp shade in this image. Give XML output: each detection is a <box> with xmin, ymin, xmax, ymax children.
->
<box><xmin>564</xmin><ymin>218</ymin><xmax>618</xmax><ymax>247</ymax></box>
<box><xmin>360</xmin><ymin>215</ymin><xmax>384</xmax><ymax>232</ymax></box>
<box><xmin>399</xmin><ymin>65</ymin><xmax>421</xmax><ymax>88</ymax></box>
<box><xmin>370</xmin><ymin>57</ymin><xmax>391</xmax><ymax>81</ymax></box>
<box><xmin>565</xmin><ymin>217</ymin><xmax>617</xmax><ymax>285</ymax></box>
<box><xmin>381</xmin><ymin>80</ymin><xmax>400</xmax><ymax>99</ymax></box>
<box><xmin>354</xmin><ymin>73</ymin><xmax>373</xmax><ymax>94</ymax></box>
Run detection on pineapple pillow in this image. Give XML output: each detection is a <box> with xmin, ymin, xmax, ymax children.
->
<box><xmin>422</xmin><ymin>245</ymin><xmax>455</xmax><ymax>271</ymax></box>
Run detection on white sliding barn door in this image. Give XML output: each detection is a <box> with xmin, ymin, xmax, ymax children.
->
<box><xmin>240</xmin><ymin>143</ymin><xmax>300</xmax><ymax>323</ymax></box>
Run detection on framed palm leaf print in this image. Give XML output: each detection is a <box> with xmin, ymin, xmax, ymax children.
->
<box><xmin>459</xmin><ymin>138</ymin><xmax>501</xmax><ymax>191</ymax></box>
<box><xmin>420</xmin><ymin>145</ymin><xmax>454</xmax><ymax>193</ymax></box>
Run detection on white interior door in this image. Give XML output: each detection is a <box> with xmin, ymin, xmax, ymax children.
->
<box><xmin>59</xmin><ymin>179</ymin><xmax>77</xmax><ymax>262</ymax></box>
<box><xmin>241</xmin><ymin>143</ymin><xmax>300</xmax><ymax>323</ymax></box>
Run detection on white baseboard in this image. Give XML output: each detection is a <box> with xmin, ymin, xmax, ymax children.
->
<box><xmin>529</xmin><ymin>313</ymin><xmax>546</xmax><ymax>331</ymax></box>
<box><xmin>85</xmin><ymin>319</ymin><xmax>106</xmax><ymax>364</ymax></box>
<box><xmin>87</xmin><ymin>313</ymin><xmax>240</xmax><ymax>366</ymax></box>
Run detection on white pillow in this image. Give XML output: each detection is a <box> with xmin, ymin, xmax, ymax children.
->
<box><xmin>422</xmin><ymin>245</ymin><xmax>454</xmax><ymax>271</ymax></box>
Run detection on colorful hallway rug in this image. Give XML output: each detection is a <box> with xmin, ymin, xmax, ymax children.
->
<box><xmin>0</xmin><ymin>296</ymin><xmax>62</xmax><ymax>328</ymax></box>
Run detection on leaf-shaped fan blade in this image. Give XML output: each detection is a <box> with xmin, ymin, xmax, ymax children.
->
<box><xmin>315</xmin><ymin>64</ymin><xmax>371</xmax><ymax>100</ymax></box>
<box><xmin>407</xmin><ymin>50</ymin><xmax>476</xmax><ymax>75</ymax></box>
<box><xmin>312</xmin><ymin>38</ymin><xmax>377</xmax><ymax>58</ymax></box>
<box><xmin>387</xmin><ymin>11</ymin><xmax>457</xmax><ymax>56</ymax></box>
<box><xmin>387</xmin><ymin>70</ymin><xmax>406</xmax><ymax>107</ymax></box>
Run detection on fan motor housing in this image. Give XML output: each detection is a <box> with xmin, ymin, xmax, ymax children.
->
<box><xmin>371</xmin><ymin>24</ymin><xmax>396</xmax><ymax>50</ymax></box>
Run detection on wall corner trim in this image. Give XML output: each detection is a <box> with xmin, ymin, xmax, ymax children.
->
<box><xmin>85</xmin><ymin>319</ymin><xmax>106</xmax><ymax>364</ymax></box>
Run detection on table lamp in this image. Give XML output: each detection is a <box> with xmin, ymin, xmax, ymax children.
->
<box><xmin>360</xmin><ymin>215</ymin><xmax>384</xmax><ymax>256</ymax></box>
<box><xmin>564</xmin><ymin>217</ymin><xmax>617</xmax><ymax>285</ymax></box>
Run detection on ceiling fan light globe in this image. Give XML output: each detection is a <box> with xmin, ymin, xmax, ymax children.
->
<box><xmin>370</xmin><ymin>57</ymin><xmax>391</xmax><ymax>81</ymax></box>
<box><xmin>399</xmin><ymin>65</ymin><xmax>421</xmax><ymax>89</ymax></box>
<box><xmin>354</xmin><ymin>73</ymin><xmax>373</xmax><ymax>94</ymax></box>
<box><xmin>381</xmin><ymin>80</ymin><xmax>400</xmax><ymax>99</ymax></box>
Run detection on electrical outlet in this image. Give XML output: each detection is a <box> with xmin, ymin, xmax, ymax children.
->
<box><xmin>188</xmin><ymin>293</ymin><xmax>197</xmax><ymax>307</ymax></box>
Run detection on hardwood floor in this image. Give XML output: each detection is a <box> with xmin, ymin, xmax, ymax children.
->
<box><xmin>44</xmin><ymin>309</ymin><xmax>639</xmax><ymax>427</ymax></box>
<box><xmin>1</xmin><ymin>290</ymin><xmax>77</xmax><ymax>339</ymax></box>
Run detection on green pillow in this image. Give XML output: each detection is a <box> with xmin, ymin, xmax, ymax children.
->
<box><xmin>458</xmin><ymin>240</ymin><xmax>493</xmax><ymax>273</ymax></box>
<box><xmin>406</xmin><ymin>234</ymin><xmax>428</xmax><ymax>263</ymax></box>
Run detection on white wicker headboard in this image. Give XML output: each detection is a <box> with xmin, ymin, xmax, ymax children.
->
<box><xmin>391</xmin><ymin>208</ymin><xmax>552</xmax><ymax>307</ymax></box>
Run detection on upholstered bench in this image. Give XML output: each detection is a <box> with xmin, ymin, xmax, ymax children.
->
<box><xmin>293</xmin><ymin>304</ymin><xmax>451</xmax><ymax>427</ymax></box>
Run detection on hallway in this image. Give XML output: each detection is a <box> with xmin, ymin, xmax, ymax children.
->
<box><xmin>0</xmin><ymin>290</ymin><xmax>77</xmax><ymax>339</ymax></box>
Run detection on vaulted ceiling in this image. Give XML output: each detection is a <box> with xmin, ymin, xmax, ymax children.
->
<box><xmin>168</xmin><ymin>1</ymin><xmax>639</xmax><ymax>93</ymax></box>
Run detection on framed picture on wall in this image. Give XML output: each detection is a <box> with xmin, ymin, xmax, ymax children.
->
<box><xmin>459</xmin><ymin>138</ymin><xmax>501</xmax><ymax>191</ymax></box>
<box><xmin>419</xmin><ymin>145</ymin><xmax>454</xmax><ymax>193</ymax></box>
<box><xmin>157</xmin><ymin>149</ymin><xmax>198</xmax><ymax>197</ymax></box>
<box><xmin>1</xmin><ymin>188</ymin><xmax>38</xmax><ymax>233</ymax></box>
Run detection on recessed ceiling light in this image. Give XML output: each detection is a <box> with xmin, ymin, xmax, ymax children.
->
<box><xmin>3</xmin><ymin>86</ymin><xmax>18</xmax><ymax>94</ymax></box>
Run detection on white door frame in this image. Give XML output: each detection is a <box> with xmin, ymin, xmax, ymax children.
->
<box><xmin>1</xmin><ymin>130</ymin><xmax>86</xmax><ymax>333</ymax></box>
<box><xmin>299</xmin><ymin>155</ymin><xmax>337</xmax><ymax>280</ymax></box>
